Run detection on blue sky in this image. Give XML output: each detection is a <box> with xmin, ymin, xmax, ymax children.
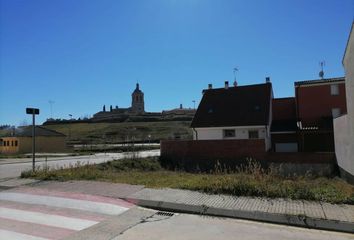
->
<box><xmin>0</xmin><ymin>0</ymin><xmax>353</xmax><ymax>125</ymax></box>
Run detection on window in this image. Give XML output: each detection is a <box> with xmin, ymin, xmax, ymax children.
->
<box><xmin>331</xmin><ymin>84</ymin><xmax>339</xmax><ymax>95</ymax></box>
<box><xmin>223</xmin><ymin>129</ymin><xmax>235</xmax><ymax>138</ymax></box>
<box><xmin>248</xmin><ymin>130</ymin><xmax>259</xmax><ymax>139</ymax></box>
<box><xmin>11</xmin><ymin>141</ymin><xmax>14</xmax><ymax>146</ymax></box>
<box><xmin>15</xmin><ymin>140</ymin><xmax>18</xmax><ymax>147</ymax></box>
<box><xmin>332</xmin><ymin>108</ymin><xmax>341</xmax><ymax>118</ymax></box>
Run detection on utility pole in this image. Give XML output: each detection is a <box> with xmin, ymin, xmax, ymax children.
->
<box><xmin>26</xmin><ymin>108</ymin><xmax>39</xmax><ymax>171</ymax></box>
<box><xmin>192</xmin><ymin>100</ymin><xmax>196</xmax><ymax>110</ymax></box>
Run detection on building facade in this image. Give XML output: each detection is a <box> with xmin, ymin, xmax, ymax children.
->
<box><xmin>294</xmin><ymin>77</ymin><xmax>347</xmax><ymax>152</ymax></box>
<box><xmin>270</xmin><ymin>97</ymin><xmax>298</xmax><ymax>152</ymax></box>
<box><xmin>131</xmin><ymin>83</ymin><xmax>145</xmax><ymax>114</ymax></box>
<box><xmin>334</xmin><ymin>21</ymin><xmax>354</xmax><ymax>183</ymax></box>
<box><xmin>191</xmin><ymin>81</ymin><xmax>273</xmax><ymax>151</ymax></box>
<box><xmin>0</xmin><ymin>126</ymin><xmax>67</xmax><ymax>154</ymax></box>
<box><xmin>295</xmin><ymin>77</ymin><xmax>347</xmax><ymax>127</ymax></box>
<box><xmin>90</xmin><ymin>83</ymin><xmax>195</xmax><ymax>123</ymax></box>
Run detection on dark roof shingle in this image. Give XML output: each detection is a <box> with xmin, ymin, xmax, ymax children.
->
<box><xmin>191</xmin><ymin>83</ymin><xmax>272</xmax><ymax>128</ymax></box>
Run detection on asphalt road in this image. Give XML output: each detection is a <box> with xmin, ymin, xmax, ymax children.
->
<box><xmin>0</xmin><ymin>150</ymin><xmax>160</xmax><ymax>180</ymax></box>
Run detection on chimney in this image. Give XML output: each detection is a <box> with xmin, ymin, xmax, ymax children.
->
<box><xmin>265</xmin><ymin>77</ymin><xmax>270</xmax><ymax>83</ymax></box>
<box><xmin>208</xmin><ymin>84</ymin><xmax>212</xmax><ymax>89</ymax></box>
<box><xmin>224</xmin><ymin>81</ymin><xmax>229</xmax><ymax>89</ymax></box>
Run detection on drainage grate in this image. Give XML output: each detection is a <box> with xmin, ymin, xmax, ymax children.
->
<box><xmin>155</xmin><ymin>211</ymin><xmax>174</xmax><ymax>217</ymax></box>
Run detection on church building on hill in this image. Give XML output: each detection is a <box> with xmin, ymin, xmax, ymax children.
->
<box><xmin>91</xmin><ymin>83</ymin><xmax>196</xmax><ymax>122</ymax></box>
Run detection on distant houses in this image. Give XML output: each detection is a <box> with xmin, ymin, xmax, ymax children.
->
<box><xmin>161</xmin><ymin>77</ymin><xmax>344</xmax><ymax>174</ymax></box>
<box><xmin>0</xmin><ymin>126</ymin><xmax>67</xmax><ymax>154</ymax></box>
<box><xmin>188</xmin><ymin>75</ymin><xmax>347</xmax><ymax>155</ymax></box>
<box><xmin>44</xmin><ymin>83</ymin><xmax>196</xmax><ymax>125</ymax></box>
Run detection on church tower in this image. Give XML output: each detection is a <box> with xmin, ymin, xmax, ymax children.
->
<box><xmin>131</xmin><ymin>83</ymin><xmax>145</xmax><ymax>114</ymax></box>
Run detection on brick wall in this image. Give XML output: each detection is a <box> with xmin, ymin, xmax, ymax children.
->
<box><xmin>160</xmin><ymin>139</ymin><xmax>266</xmax><ymax>171</ymax></box>
<box><xmin>161</xmin><ymin>139</ymin><xmax>336</xmax><ymax>173</ymax></box>
<box><xmin>296</xmin><ymin>83</ymin><xmax>347</xmax><ymax>126</ymax></box>
<box><xmin>161</xmin><ymin>139</ymin><xmax>266</xmax><ymax>160</ymax></box>
<box><xmin>267</xmin><ymin>152</ymin><xmax>335</xmax><ymax>164</ymax></box>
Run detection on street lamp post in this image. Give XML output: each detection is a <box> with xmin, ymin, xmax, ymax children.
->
<box><xmin>26</xmin><ymin>108</ymin><xmax>40</xmax><ymax>171</ymax></box>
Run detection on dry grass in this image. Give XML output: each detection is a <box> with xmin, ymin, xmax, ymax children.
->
<box><xmin>21</xmin><ymin>157</ymin><xmax>354</xmax><ymax>204</ymax></box>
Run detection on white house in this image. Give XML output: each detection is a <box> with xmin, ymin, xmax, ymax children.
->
<box><xmin>334</xmin><ymin>21</ymin><xmax>354</xmax><ymax>184</ymax></box>
<box><xmin>191</xmin><ymin>81</ymin><xmax>273</xmax><ymax>151</ymax></box>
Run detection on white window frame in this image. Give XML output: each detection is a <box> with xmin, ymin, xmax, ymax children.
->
<box><xmin>330</xmin><ymin>84</ymin><xmax>339</xmax><ymax>96</ymax></box>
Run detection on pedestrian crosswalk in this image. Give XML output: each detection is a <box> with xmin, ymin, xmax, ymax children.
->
<box><xmin>0</xmin><ymin>187</ymin><xmax>134</xmax><ymax>240</ymax></box>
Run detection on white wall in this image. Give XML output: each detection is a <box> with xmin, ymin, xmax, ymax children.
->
<box><xmin>193</xmin><ymin>126</ymin><xmax>271</xmax><ymax>151</ymax></box>
<box><xmin>334</xmin><ymin>23</ymin><xmax>354</xmax><ymax>179</ymax></box>
<box><xmin>334</xmin><ymin>115</ymin><xmax>353</xmax><ymax>174</ymax></box>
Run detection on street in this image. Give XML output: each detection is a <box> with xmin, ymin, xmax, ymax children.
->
<box><xmin>0</xmin><ymin>186</ymin><xmax>134</xmax><ymax>240</ymax></box>
<box><xmin>0</xmin><ymin>150</ymin><xmax>160</xmax><ymax>180</ymax></box>
<box><xmin>115</xmin><ymin>209</ymin><xmax>354</xmax><ymax>240</ymax></box>
<box><xmin>0</xmin><ymin>184</ymin><xmax>353</xmax><ymax>240</ymax></box>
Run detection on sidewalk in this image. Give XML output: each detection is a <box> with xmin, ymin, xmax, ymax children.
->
<box><xmin>125</xmin><ymin>188</ymin><xmax>354</xmax><ymax>233</ymax></box>
<box><xmin>2</xmin><ymin>179</ymin><xmax>354</xmax><ymax>234</ymax></box>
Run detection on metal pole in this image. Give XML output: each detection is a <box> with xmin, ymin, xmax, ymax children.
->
<box><xmin>32</xmin><ymin>113</ymin><xmax>35</xmax><ymax>171</ymax></box>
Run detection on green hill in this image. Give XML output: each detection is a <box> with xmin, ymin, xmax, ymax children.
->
<box><xmin>44</xmin><ymin>121</ymin><xmax>192</xmax><ymax>144</ymax></box>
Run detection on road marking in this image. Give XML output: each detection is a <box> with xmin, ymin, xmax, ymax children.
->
<box><xmin>0</xmin><ymin>229</ymin><xmax>49</xmax><ymax>240</ymax></box>
<box><xmin>0</xmin><ymin>207</ymin><xmax>98</xmax><ymax>230</ymax></box>
<box><xmin>13</xmin><ymin>187</ymin><xmax>134</xmax><ymax>208</ymax></box>
<box><xmin>0</xmin><ymin>192</ymin><xmax>128</xmax><ymax>215</ymax></box>
<box><xmin>0</xmin><ymin>217</ymin><xmax>75</xmax><ymax>240</ymax></box>
<box><xmin>0</xmin><ymin>200</ymin><xmax>107</xmax><ymax>222</ymax></box>
<box><xmin>0</xmin><ymin>188</ymin><xmax>134</xmax><ymax>240</ymax></box>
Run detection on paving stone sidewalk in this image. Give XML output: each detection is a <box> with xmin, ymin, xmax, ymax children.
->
<box><xmin>125</xmin><ymin>188</ymin><xmax>354</xmax><ymax>233</ymax></box>
<box><xmin>2</xmin><ymin>179</ymin><xmax>354</xmax><ymax>233</ymax></box>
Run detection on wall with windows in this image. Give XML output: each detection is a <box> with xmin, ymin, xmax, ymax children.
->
<box><xmin>193</xmin><ymin>126</ymin><xmax>271</xmax><ymax>150</ymax></box>
<box><xmin>0</xmin><ymin>136</ymin><xmax>67</xmax><ymax>154</ymax></box>
<box><xmin>0</xmin><ymin>137</ymin><xmax>19</xmax><ymax>154</ymax></box>
<box><xmin>295</xmin><ymin>81</ymin><xmax>347</xmax><ymax>127</ymax></box>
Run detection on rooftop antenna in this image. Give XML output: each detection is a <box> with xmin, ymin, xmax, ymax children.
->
<box><xmin>48</xmin><ymin>100</ymin><xmax>55</xmax><ymax>119</ymax></box>
<box><xmin>319</xmin><ymin>61</ymin><xmax>325</xmax><ymax>79</ymax></box>
<box><xmin>233</xmin><ymin>67</ymin><xmax>238</xmax><ymax>86</ymax></box>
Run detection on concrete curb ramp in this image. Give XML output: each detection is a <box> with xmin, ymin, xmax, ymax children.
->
<box><xmin>124</xmin><ymin>188</ymin><xmax>354</xmax><ymax>234</ymax></box>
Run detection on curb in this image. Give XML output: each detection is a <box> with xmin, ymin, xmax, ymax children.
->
<box><xmin>124</xmin><ymin>198</ymin><xmax>354</xmax><ymax>234</ymax></box>
<box><xmin>0</xmin><ymin>178</ymin><xmax>41</xmax><ymax>190</ymax></box>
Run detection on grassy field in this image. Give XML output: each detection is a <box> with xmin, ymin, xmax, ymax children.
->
<box><xmin>22</xmin><ymin>157</ymin><xmax>354</xmax><ymax>204</ymax></box>
<box><xmin>44</xmin><ymin>121</ymin><xmax>192</xmax><ymax>144</ymax></box>
<box><xmin>0</xmin><ymin>121</ymin><xmax>192</xmax><ymax>144</ymax></box>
